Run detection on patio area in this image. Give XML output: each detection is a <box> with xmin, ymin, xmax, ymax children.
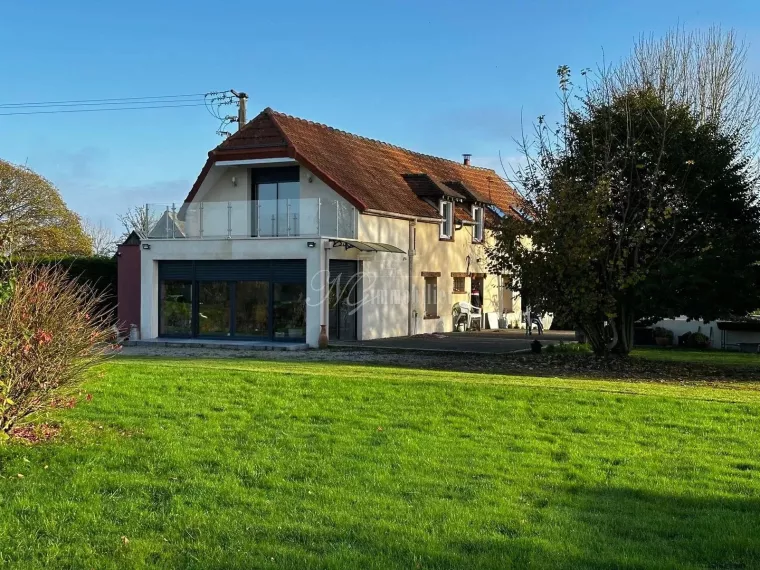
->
<box><xmin>332</xmin><ymin>329</ymin><xmax>576</xmax><ymax>354</ymax></box>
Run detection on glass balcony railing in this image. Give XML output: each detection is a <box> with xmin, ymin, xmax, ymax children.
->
<box><xmin>142</xmin><ymin>199</ymin><xmax>357</xmax><ymax>239</ymax></box>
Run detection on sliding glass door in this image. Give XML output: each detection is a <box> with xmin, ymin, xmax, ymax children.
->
<box><xmin>159</xmin><ymin>281</ymin><xmax>193</xmax><ymax>336</ymax></box>
<box><xmin>235</xmin><ymin>281</ymin><xmax>269</xmax><ymax>337</ymax></box>
<box><xmin>272</xmin><ymin>283</ymin><xmax>306</xmax><ymax>340</ymax></box>
<box><xmin>252</xmin><ymin>167</ymin><xmax>300</xmax><ymax>237</ymax></box>
<box><xmin>158</xmin><ymin>261</ymin><xmax>306</xmax><ymax>341</ymax></box>
<box><xmin>198</xmin><ymin>282</ymin><xmax>231</xmax><ymax>336</ymax></box>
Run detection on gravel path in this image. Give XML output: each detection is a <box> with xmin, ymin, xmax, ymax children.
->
<box><xmin>121</xmin><ymin>344</ymin><xmax>461</xmax><ymax>366</ymax></box>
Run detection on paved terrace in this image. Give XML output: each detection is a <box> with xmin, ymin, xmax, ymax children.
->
<box><xmin>332</xmin><ymin>329</ymin><xmax>576</xmax><ymax>354</ymax></box>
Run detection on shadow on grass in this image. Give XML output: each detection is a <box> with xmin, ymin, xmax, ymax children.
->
<box><xmin>118</xmin><ymin>347</ymin><xmax>760</xmax><ymax>384</ymax></box>
<box><xmin>172</xmin><ymin>486</ymin><xmax>759</xmax><ymax>569</ymax></box>
<box><xmin>262</xmin><ymin>486</ymin><xmax>760</xmax><ymax>570</ymax></box>
<box><xmin>321</xmin><ymin>348</ymin><xmax>760</xmax><ymax>384</ymax></box>
<box><xmin>545</xmin><ymin>485</ymin><xmax>760</xmax><ymax>569</ymax></box>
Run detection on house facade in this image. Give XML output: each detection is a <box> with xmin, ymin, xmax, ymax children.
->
<box><xmin>134</xmin><ymin>108</ymin><xmax>524</xmax><ymax>347</ymax></box>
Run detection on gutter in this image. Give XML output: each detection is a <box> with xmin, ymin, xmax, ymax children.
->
<box><xmin>364</xmin><ymin>208</ymin><xmax>440</xmax><ymax>223</ymax></box>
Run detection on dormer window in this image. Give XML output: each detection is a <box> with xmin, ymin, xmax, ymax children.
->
<box><xmin>472</xmin><ymin>205</ymin><xmax>484</xmax><ymax>242</ymax></box>
<box><xmin>440</xmin><ymin>200</ymin><xmax>453</xmax><ymax>239</ymax></box>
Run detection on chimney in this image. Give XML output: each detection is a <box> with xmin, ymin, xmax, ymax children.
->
<box><xmin>463</xmin><ymin>153</ymin><xmax>472</xmax><ymax>166</ymax></box>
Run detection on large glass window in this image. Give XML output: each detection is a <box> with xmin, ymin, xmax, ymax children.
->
<box><xmin>278</xmin><ymin>181</ymin><xmax>300</xmax><ymax>236</ymax></box>
<box><xmin>256</xmin><ymin>182</ymin><xmax>279</xmax><ymax>237</ymax></box>
<box><xmin>235</xmin><ymin>281</ymin><xmax>269</xmax><ymax>337</ymax></box>
<box><xmin>198</xmin><ymin>282</ymin><xmax>231</xmax><ymax>336</ymax></box>
<box><xmin>252</xmin><ymin>167</ymin><xmax>300</xmax><ymax>237</ymax></box>
<box><xmin>272</xmin><ymin>283</ymin><xmax>306</xmax><ymax>339</ymax></box>
<box><xmin>160</xmin><ymin>281</ymin><xmax>192</xmax><ymax>336</ymax></box>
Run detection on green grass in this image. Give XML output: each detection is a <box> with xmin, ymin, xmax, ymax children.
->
<box><xmin>632</xmin><ymin>346</ymin><xmax>760</xmax><ymax>367</ymax></box>
<box><xmin>2</xmin><ymin>357</ymin><xmax>760</xmax><ymax>569</ymax></box>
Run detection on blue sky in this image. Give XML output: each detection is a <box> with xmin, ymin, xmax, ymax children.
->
<box><xmin>1</xmin><ymin>0</ymin><xmax>758</xmax><ymax>232</ymax></box>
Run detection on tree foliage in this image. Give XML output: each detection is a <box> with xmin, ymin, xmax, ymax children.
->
<box><xmin>117</xmin><ymin>205</ymin><xmax>159</xmax><ymax>241</ymax></box>
<box><xmin>0</xmin><ymin>160</ymin><xmax>92</xmax><ymax>256</ymax></box>
<box><xmin>615</xmin><ymin>26</ymin><xmax>760</xmax><ymax>153</ymax></box>
<box><xmin>489</xmin><ymin>69</ymin><xmax>760</xmax><ymax>355</ymax></box>
<box><xmin>83</xmin><ymin>218</ymin><xmax>118</xmax><ymax>257</ymax></box>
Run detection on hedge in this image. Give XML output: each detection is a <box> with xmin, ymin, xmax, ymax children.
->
<box><xmin>3</xmin><ymin>256</ymin><xmax>118</xmax><ymax>322</ymax></box>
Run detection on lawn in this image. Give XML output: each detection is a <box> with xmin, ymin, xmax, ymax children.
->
<box><xmin>1</xmin><ymin>357</ymin><xmax>760</xmax><ymax>569</ymax></box>
<box><xmin>632</xmin><ymin>346</ymin><xmax>760</xmax><ymax>367</ymax></box>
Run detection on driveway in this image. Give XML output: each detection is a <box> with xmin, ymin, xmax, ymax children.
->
<box><xmin>333</xmin><ymin>329</ymin><xmax>576</xmax><ymax>354</ymax></box>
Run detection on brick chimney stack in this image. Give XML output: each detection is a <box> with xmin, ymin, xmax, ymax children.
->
<box><xmin>463</xmin><ymin>153</ymin><xmax>472</xmax><ymax>166</ymax></box>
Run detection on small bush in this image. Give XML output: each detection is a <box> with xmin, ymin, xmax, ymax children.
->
<box><xmin>679</xmin><ymin>331</ymin><xmax>711</xmax><ymax>349</ymax></box>
<box><xmin>545</xmin><ymin>341</ymin><xmax>592</xmax><ymax>354</ymax></box>
<box><xmin>653</xmin><ymin>327</ymin><xmax>674</xmax><ymax>341</ymax></box>
<box><xmin>0</xmin><ymin>264</ymin><xmax>115</xmax><ymax>436</ymax></box>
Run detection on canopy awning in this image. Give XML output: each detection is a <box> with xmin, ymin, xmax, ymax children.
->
<box><xmin>330</xmin><ymin>239</ymin><xmax>405</xmax><ymax>254</ymax></box>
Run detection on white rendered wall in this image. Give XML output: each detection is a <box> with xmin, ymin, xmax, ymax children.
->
<box><xmin>652</xmin><ymin>317</ymin><xmax>760</xmax><ymax>348</ymax></box>
<box><xmin>356</xmin><ymin>215</ymin><xmax>411</xmax><ymax>340</ymax></box>
<box><xmin>139</xmin><ymin>238</ymin><xmax>324</xmax><ymax>347</ymax></box>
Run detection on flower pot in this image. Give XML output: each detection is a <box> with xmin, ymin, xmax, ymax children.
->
<box><xmin>318</xmin><ymin>325</ymin><xmax>329</xmax><ymax>349</ymax></box>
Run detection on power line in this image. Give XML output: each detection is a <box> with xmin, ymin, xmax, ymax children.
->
<box><xmin>0</xmin><ymin>96</ymin><xmax>204</xmax><ymax>110</ymax></box>
<box><xmin>0</xmin><ymin>103</ymin><xmax>208</xmax><ymax>116</ymax></box>
<box><xmin>0</xmin><ymin>92</ymin><xmax>210</xmax><ymax>108</ymax></box>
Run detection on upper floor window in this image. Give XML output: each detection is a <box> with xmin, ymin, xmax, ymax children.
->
<box><xmin>473</xmin><ymin>206</ymin><xmax>484</xmax><ymax>242</ymax></box>
<box><xmin>251</xmin><ymin>166</ymin><xmax>300</xmax><ymax>236</ymax></box>
<box><xmin>425</xmin><ymin>276</ymin><xmax>438</xmax><ymax>317</ymax></box>
<box><xmin>440</xmin><ymin>200</ymin><xmax>453</xmax><ymax>239</ymax></box>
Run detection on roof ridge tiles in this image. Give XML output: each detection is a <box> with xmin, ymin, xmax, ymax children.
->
<box><xmin>267</xmin><ymin>108</ymin><xmax>502</xmax><ymax>176</ymax></box>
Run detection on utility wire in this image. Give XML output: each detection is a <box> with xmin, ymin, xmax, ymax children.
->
<box><xmin>0</xmin><ymin>97</ymin><xmax>203</xmax><ymax>110</ymax></box>
<box><xmin>0</xmin><ymin>92</ymin><xmax>209</xmax><ymax>108</ymax></box>
<box><xmin>0</xmin><ymin>103</ymin><xmax>208</xmax><ymax>116</ymax></box>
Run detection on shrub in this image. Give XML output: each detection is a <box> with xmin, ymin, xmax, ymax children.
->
<box><xmin>680</xmin><ymin>331</ymin><xmax>711</xmax><ymax>349</ymax></box>
<box><xmin>0</xmin><ymin>264</ymin><xmax>115</xmax><ymax>436</ymax></box>
<box><xmin>545</xmin><ymin>341</ymin><xmax>592</xmax><ymax>354</ymax></box>
<box><xmin>653</xmin><ymin>327</ymin><xmax>674</xmax><ymax>341</ymax></box>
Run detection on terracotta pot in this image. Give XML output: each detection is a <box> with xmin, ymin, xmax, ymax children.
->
<box><xmin>318</xmin><ymin>325</ymin><xmax>329</xmax><ymax>349</ymax></box>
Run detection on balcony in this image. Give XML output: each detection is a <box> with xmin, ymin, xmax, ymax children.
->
<box><xmin>143</xmin><ymin>199</ymin><xmax>357</xmax><ymax>239</ymax></box>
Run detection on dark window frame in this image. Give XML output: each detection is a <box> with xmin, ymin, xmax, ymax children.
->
<box><xmin>424</xmin><ymin>276</ymin><xmax>438</xmax><ymax>318</ymax></box>
<box><xmin>157</xmin><ymin>260</ymin><xmax>306</xmax><ymax>342</ymax></box>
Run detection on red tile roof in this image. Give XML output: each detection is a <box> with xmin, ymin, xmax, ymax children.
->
<box><xmin>193</xmin><ymin>108</ymin><xmax>522</xmax><ymax>220</ymax></box>
<box><xmin>455</xmin><ymin>205</ymin><xmax>475</xmax><ymax>223</ymax></box>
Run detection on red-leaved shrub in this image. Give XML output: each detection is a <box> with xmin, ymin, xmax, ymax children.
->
<box><xmin>0</xmin><ymin>264</ymin><xmax>114</xmax><ymax>436</ymax></box>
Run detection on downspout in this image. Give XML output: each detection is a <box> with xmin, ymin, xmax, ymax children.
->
<box><xmin>408</xmin><ymin>219</ymin><xmax>416</xmax><ymax>336</ymax></box>
<box><xmin>323</xmin><ymin>240</ymin><xmax>330</xmax><ymax>330</ymax></box>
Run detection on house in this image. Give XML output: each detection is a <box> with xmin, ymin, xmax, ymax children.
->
<box><xmin>131</xmin><ymin>108</ymin><xmax>525</xmax><ymax>347</ymax></box>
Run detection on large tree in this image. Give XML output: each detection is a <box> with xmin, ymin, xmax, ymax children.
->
<box><xmin>0</xmin><ymin>160</ymin><xmax>92</xmax><ymax>256</ymax></box>
<box><xmin>489</xmin><ymin>77</ymin><xmax>760</xmax><ymax>354</ymax></box>
<box><xmin>82</xmin><ymin>219</ymin><xmax>118</xmax><ymax>257</ymax></box>
<box><xmin>490</xmin><ymin>28</ymin><xmax>760</xmax><ymax>355</ymax></box>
